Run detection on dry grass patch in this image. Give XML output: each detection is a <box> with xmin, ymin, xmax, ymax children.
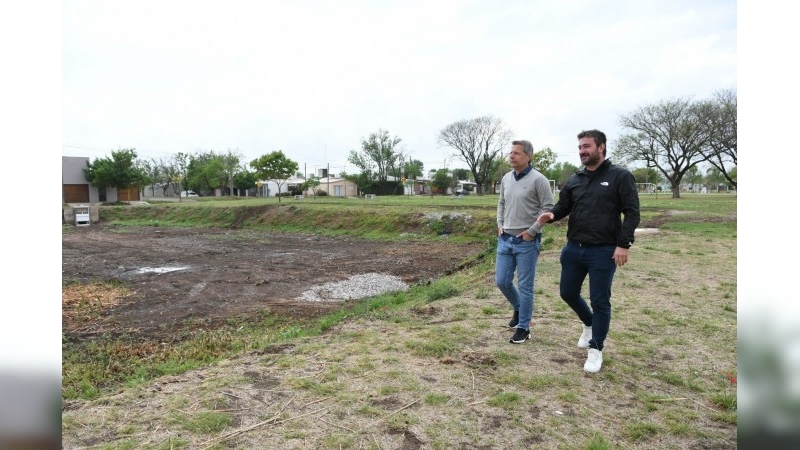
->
<box><xmin>62</xmin><ymin>280</ymin><xmax>133</xmax><ymax>331</ymax></box>
<box><xmin>63</xmin><ymin>229</ymin><xmax>736</xmax><ymax>449</ymax></box>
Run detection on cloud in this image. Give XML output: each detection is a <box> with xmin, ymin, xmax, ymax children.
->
<box><xmin>62</xmin><ymin>0</ymin><xmax>736</xmax><ymax>172</ymax></box>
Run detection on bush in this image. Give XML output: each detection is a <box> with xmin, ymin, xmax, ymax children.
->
<box><xmin>316</xmin><ymin>190</ymin><xmax>328</xmax><ymax>196</ymax></box>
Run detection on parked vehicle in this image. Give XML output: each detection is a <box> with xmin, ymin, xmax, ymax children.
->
<box><xmin>180</xmin><ymin>190</ymin><xmax>199</xmax><ymax>197</ymax></box>
<box><xmin>455</xmin><ymin>189</ymin><xmax>470</xmax><ymax>195</ymax></box>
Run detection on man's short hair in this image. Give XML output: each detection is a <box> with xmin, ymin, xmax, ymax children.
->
<box><xmin>577</xmin><ymin>130</ymin><xmax>606</xmax><ymax>156</ymax></box>
<box><xmin>512</xmin><ymin>140</ymin><xmax>534</xmax><ymax>159</ymax></box>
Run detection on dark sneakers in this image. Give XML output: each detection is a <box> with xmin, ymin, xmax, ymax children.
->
<box><xmin>509</xmin><ymin>327</ymin><xmax>530</xmax><ymax>344</ymax></box>
<box><xmin>508</xmin><ymin>310</ymin><xmax>519</xmax><ymax>328</ymax></box>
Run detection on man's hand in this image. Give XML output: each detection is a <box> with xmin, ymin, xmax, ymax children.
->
<box><xmin>613</xmin><ymin>247</ymin><xmax>630</xmax><ymax>267</ymax></box>
<box><xmin>518</xmin><ymin>230</ymin><xmax>534</xmax><ymax>241</ymax></box>
<box><xmin>536</xmin><ymin>212</ymin><xmax>554</xmax><ymax>226</ymax></box>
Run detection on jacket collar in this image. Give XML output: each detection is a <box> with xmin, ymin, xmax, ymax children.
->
<box><xmin>579</xmin><ymin>159</ymin><xmax>611</xmax><ymax>175</ymax></box>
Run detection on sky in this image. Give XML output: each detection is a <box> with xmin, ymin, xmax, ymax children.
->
<box><xmin>60</xmin><ymin>0</ymin><xmax>737</xmax><ymax>176</ymax></box>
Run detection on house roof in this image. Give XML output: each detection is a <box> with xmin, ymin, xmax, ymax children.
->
<box><xmin>316</xmin><ymin>177</ymin><xmax>352</xmax><ymax>183</ymax></box>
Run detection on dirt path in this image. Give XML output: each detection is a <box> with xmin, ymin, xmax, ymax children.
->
<box><xmin>62</xmin><ymin>225</ymin><xmax>484</xmax><ymax>341</ymax></box>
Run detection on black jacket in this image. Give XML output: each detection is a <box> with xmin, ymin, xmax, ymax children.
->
<box><xmin>550</xmin><ymin>159</ymin><xmax>641</xmax><ymax>248</ymax></box>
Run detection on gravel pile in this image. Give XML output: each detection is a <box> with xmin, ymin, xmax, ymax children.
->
<box><xmin>299</xmin><ymin>272</ymin><xmax>409</xmax><ymax>302</ymax></box>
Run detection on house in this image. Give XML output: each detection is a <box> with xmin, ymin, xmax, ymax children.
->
<box><xmin>62</xmin><ymin>156</ymin><xmax>139</xmax><ymax>203</ymax></box>
<box><xmin>285</xmin><ymin>176</ymin><xmax>306</xmax><ymax>195</ymax></box>
<box><xmin>254</xmin><ymin>180</ymin><xmax>284</xmax><ymax>197</ymax></box>
<box><xmin>401</xmin><ymin>178</ymin><xmax>431</xmax><ymax>195</ymax></box>
<box><xmin>452</xmin><ymin>181</ymin><xmax>477</xmax><ymax>195</ymax></box>
<box><xmin>304</xmin><ymin>177</ymin><xmax>358</xmax><ymax>197</ymax></box>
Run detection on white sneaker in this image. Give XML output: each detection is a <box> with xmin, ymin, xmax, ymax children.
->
<box><xmin>577</xmin><ymin>324</ymin><xmax>592</xmax><ymax>348</ymax></box>
<box><xmin>584</xmin><ymin>348</ymin><xmax>603</xmax><ymax>373</ymax></box>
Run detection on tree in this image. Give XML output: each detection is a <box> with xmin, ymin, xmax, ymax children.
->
<box><xmin>701</xmin><ymin>88</ymin><xmax>737</xmax><ymax>189</ymax></box>
<box><xmin>233</xmin><ymin>169</ymin><xmax>257</xmax><ymax>196</ymax></box>
<box><xmin>250</xmin><ymin>151</ymin><xmax>299</xmax><ymax>202</ymax></box>
<box><xmin>83</xmin><ymin>148</ymin><xmax>147</xmax><ymax>197</ymax></box>
<box><xmin>438</xmin><ymin>116</ymin><xmax>513</xmax><ymax>195</ymax></box>
<box><xmin>448</xmin><ymin>171</ymin><xmax>460</xmax><ymax>194</ymax></box>
<box><xmin>348</xmin><ymin>129</ymin><xmax>403</xmax><ymax>183</ymax></box>
<box><xmin>615</xmin><ymin>97</ymin><xmax>711</xmax><ymax>198</ymax></box>
<box><xmin>532</xmin><ymin>147</ymin><xmax>557</xmax><ymax>173</ymax></box>
<box><xmin>452</xmin><ymin>168</ymin><xmax>469</xmax><ymax>181</ymax></box>
<box><xmin>186</xmin><ymin>151</ymin><xmax>226</xmax><ymax>196</ymax></box>
<box><xmin>630</xmin><ymin>167</ymin><xmax>661</xmax><ymax>186</ymax></box>
<box><xmin>302</xmin><ymin>176</ymin><xmax>321</xmax><ymax>196</ymax></box>
<box><xmin>431</xmin><ymin>169</ymin><xmax>452</xmax><ymax>194</ymax></box>
<box><xmin>221</xmin><ymin>150</ymin><xmax>242</xmax><ymax>196</ymax></box>
<box><xmin>170</xmin><ymin>152</ymin><xmax>190</xmax><ymax>201</ymax></box>
<box><xmin>403</xmin><ymin>159</ymin><xmax>424</xmax><ymax>179</ymax></box>
<box><xmin>345</xmin><ymin>171</ymin><xmax>375</xmax><ymax>196</ymax></box>
<box><xmin>491</xmin><ymin>158</ymin><xmax>511</xmax><ymax>193</ymax></box>
<box><xmin>705</xmin><ymin>167</ymin><xmax>729</xmax><ymax>192</ymax></box>
<box><xmin>685</xmin><ymin>165</ymin><xmax>702</xmax><ymax>191</ymax></box>
<box><xmin>542</xmin><ymin>161</ymin><xmax>579</xmax><ymax>190</ymax></box>
<box><xmin>138</xmin><ymin>157</ymin><xmax>168</xmax><ymax>197</ymax></box>
<box><xmin>134</xmin><ymin>158</ymin><xmax>155</xmax><ymax>198</ymax></box>
<box><xmin>727</xmin><ymin>166</ymin><xmax>737</xmax><ymax>188</ymax></box>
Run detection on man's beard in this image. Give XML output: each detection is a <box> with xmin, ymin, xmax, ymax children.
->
<box><xmin>581</xmin><ymin>152</ymin><xmax>600</xmax><ymax>167</ymax></box>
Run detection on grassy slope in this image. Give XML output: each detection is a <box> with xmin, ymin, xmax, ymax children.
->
<box><xmin>62</xmin><ymin>193</ymin><xmax>737</xmax><ymax>449</ymax></box>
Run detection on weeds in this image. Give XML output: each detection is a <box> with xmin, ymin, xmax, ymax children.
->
<box><xmin>62</xmin><ymin>193</ymin><xmax>737</xmax><ymax>449</ymax></box>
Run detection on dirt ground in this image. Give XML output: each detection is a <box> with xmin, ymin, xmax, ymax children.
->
<box><xmin>62</xmin><ymin>225</ymin><xmax>485</xmax><ymax>341</ymax></box>
<box><xmin>62</xmin><ymin>213</ymin><xmax>739</xmax><ymax>449</ymax></box>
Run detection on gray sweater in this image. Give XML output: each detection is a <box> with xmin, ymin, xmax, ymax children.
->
<box><xmin>496</xmin><ymin>167</ymin><xmax>555</xmax><ymax>236</ymax></box>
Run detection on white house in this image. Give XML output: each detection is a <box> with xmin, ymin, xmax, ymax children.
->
<box><xmin>304</xmin><ymin>177</ymin><xmax>358</xmax><ymax>197</ymax></box>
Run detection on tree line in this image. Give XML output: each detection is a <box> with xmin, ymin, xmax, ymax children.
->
<box><xmin>81</xmin><ymin>88</ymin><xmax>736</xmax><ymax>200</ymax></box>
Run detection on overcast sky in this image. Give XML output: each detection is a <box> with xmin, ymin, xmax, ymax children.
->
<box><xmin>62</xmin><ymin>0</ymin><xmax>736</xmax><ymax>176</ymax></box>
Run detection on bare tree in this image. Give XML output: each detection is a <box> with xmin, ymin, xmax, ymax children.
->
<box><xmin>615</xmin><ymin>97</ymin><xmax>710</xmax><ymax>198</ymax></box>
<box><xmin>438</xmin><ymin>116</ymin><xmax>513</xmax><ymax>194</ymax></box>
<box><xmin>702</xmin><ymin>88</ymin><xmax>737</xmax><ymax>189</ymax></box>
<box><xmin>137</xmin><ymin>158</ymin><xmax>164</xmax><ymax>197</ymax></box>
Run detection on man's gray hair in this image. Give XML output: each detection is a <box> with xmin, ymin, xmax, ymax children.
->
<box><xmin>512</xmin><ymin>140</ymin><xmax>534</xmax><ymax>158</ymax></box>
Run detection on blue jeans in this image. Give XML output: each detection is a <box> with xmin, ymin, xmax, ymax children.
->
<box><xmin>495</xmin><ymin>233</ymin><xmax>542</xmax><ymax>331</ymax></box>
<box><xmin>559</xmin><ymin>241</ymin><xmax>617</xmax><ymax>351</ymax></box>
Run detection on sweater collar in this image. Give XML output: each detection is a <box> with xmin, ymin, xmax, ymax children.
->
<box><xmin>513</xmin><ymin>165</ymin><xmax>533</xmax><ymax>181</ymax></box>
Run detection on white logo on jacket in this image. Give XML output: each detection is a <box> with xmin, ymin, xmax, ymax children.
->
<box><xmin>600</xmin><ymin>182</ymin><xmax>609</xmax><ymax>186</ymax></box>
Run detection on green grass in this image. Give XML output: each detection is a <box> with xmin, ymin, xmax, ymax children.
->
<box><xmin>179</xmin><ymin>411</ymin><xmax>232</xmax><ymax>433</ymax></box>
<box><xmin>424</xmin><ymin>393</ymin><xmax>450</xmax><ymax>406</ymax></box>
<box><xmin>93</xmin><ymin>192</ymin><xmax>736</xmax><ymax>246</ymax></box>
<box><xmin>487</xmin><ymin>391</ymin><xmax>522</xmax><ymax>407</ymax></box>
<box><xmin>62</xmin><ymin>192</ymin><xmax>737</xmax><ymax>449</ymax></box>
